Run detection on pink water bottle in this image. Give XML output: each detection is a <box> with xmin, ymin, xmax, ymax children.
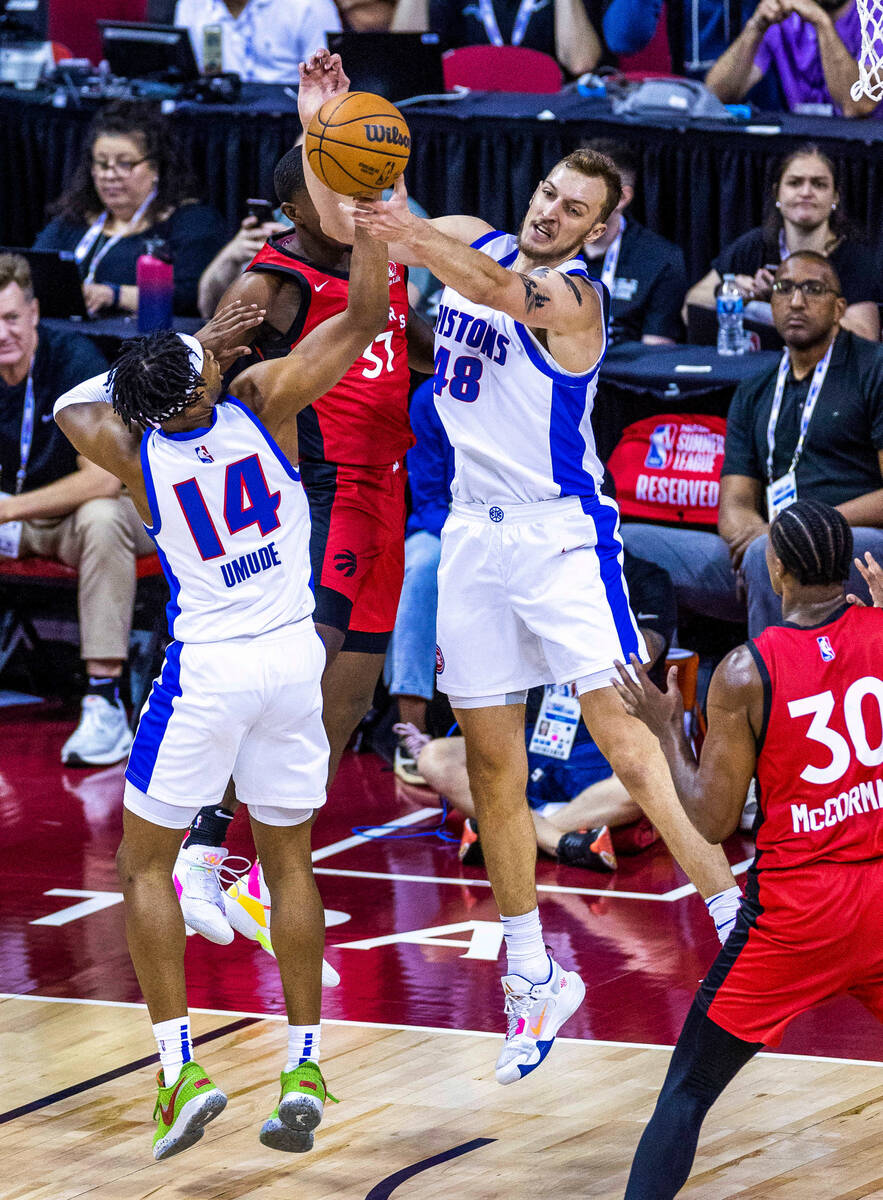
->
<box><xmin>136</xmin><ymin>240</ymin><xmax>174</xmax><ymax>333</ymax></box>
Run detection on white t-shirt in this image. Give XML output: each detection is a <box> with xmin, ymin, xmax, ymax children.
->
<box><xmin>174</xmin><ymin>0</ymin><xmax>341</xmax><ymax>83</ymax></box>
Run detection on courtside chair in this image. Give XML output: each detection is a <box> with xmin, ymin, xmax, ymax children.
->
<box><xmin>442</xmin><ymin>45</ymin><xmax>563</xmax><ymax>93</ymax></box>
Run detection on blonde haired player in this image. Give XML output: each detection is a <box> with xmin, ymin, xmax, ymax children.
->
<box><xmin>298</xmin><ymin>49</ymin><xmax>741</xmax><ymax>1086</ymax></box>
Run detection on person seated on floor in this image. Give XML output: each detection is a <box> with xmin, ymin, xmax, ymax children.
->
<box><xmin>705</xmin><ymin>0</ymin><xmax>879</xmax><ymax>118</ymax></box>
<box><xmin>0</xmin><ymin>253</ymin><xmax>156</xmax><ymax>765</ymax></box>
<box><xmin>385</xmin><ymin>377</ymin><xmax>454</xmax><ymax>784</ymax></box>
<box><xmin>32</xmin><ymin>101</ymin><xmax>226</xmax><ymax>318</ymax></box>
<box><xmin>409</xmin><ymin>552</ymin><xmax>676</xmax><ymax>872</ymax></box>
<box><xmin>685</xmin><ymin>144</ymin><xmax>881</xmax><ymax>343</ymax></box>
<box><xmin>623</xmin><ymin>251</ymin><xmax>883</xmax><ymax>640</ymax></box>
<box><xmin>580</xmin><ymin>138</ymin><xmax>687</xmax><ymax>346</ymax></box>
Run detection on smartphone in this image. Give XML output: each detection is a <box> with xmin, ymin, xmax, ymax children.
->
<box><xmin>246</xmin><ymin>198</ymin><xmax>274</xmax><ymax>225</ymax></box>
<box><xmin>202</xmin><ymin>24</ymin><xmax>223</xmax><ymax>74</ymax></box>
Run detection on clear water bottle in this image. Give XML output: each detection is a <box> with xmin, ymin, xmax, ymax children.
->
<box><xmin>136</xmin><ymin>239</ymin><xmax>174</xmax><ymax>333</ymax></box>
<box><xmin>716</xmin><ymin>274</ymin><xmax>746</xmax><ymax>356</ymax></box>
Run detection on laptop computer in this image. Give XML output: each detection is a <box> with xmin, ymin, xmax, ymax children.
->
<box><xmin>1</xmin><ymin>247</ymin><xmax>89</xmax><ymax>319</ymax></box>
<box><xmin>325</xmin><ymin>31</ymin><xmax>445</xmax><ymax>103</ymax></box>
<box><xmin>97</xmin><ymin>20</ymin><xmax>199</xmax><ymax>82</ymax></box>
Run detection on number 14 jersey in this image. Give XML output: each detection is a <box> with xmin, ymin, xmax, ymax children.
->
<box><xmin>141</xmin><ymin>398</ymin><xmax>313</xmax><ymax>642</ymax></box>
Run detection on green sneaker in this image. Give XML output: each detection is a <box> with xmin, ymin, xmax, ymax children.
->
<box><xmin>259</xmin><ymin>1061</ymin><xmax>336</xmax><ymax>1153</ymax></box>
<box><xmin>152</xmin><ymin>1061</ymin><xmax>227</xmax><ymax>1161</ymax></box>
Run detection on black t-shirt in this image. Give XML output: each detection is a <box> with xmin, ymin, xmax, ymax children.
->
<box><xmin>711</xmin><ymin>227</ymin><xmax>882</xmax><ymax>308</ymax></box>
<box><xmin>429</xmin><ymin>0</ymin><xmax>606</xmax><ymax>62</ymax></box>
<box><xmin>0</xmin><ymin>325</ymin><xmax>108</xmax><ymax>495</ymax></box>
<box><xmin>721</xmin><ymin>328</ymin><xmax>883</xmax><ymax>508</ymax></box>
<box><xmin>583</xmin><ymin>217</ymin><xmax>687</xmax><ymax>344</ymax></box>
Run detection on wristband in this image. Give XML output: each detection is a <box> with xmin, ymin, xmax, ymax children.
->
<box><xmin>109</xmin><ymin>282</ymin><xmax>121</xmax><ymax>308</ymax></box>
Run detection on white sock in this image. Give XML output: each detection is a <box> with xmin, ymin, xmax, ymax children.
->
<box><xmin>286</xmin><ymin>1023</ymin><xmax>321</xmax><ymax>1069</ymax></box>
<box><xmin>153</xmin><ymin>1015</ymin><xmax>192</xmax><ymax>1086</ymax></box>
<box><xmin>501</xmin><ymin>908</ymin><xmax>550</xmax><ymax>983</ymax></box>
<box><xmin>706</xmin><ymin>885</ymin><xmax>742</xmax><ymax>944</ymax></box>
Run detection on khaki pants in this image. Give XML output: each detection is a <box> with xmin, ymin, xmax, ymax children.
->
<box><xmin>19</xmin><ymin>496</ymin><xmax>156</xmax><ymax>663</ymax></box>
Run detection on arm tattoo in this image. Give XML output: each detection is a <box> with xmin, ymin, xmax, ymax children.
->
<box><xmin>518</xmin><ymin>273</ymin><xmax>551</xmax><ymax>313</ymax></box>
<box><xmin>526</xmin><ymin>267</ymin><xmax>585</xmax><ymax>307</ymax></box>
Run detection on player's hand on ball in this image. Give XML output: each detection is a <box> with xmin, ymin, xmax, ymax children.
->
<box><xmin>612</xmin><ymin>655</ymin><xmax>684</xmax><ymax>738</ymax></box>
<box><xmin>848</xmin><ymin>551</ymin><xmax>883</xmax><ymax>608</ymax></box>
<box><xmin>349</xmin><ymin>175</ymin><xmax>416</xmax><ymax>242</ymax></box>
<box><xmin>298</xmin><ymin>49</ymin><xmax>350</xmax><ymax>127</ymax></box>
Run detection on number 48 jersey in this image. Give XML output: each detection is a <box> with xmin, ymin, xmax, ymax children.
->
<box><xmin>749</xmin><ymin>604</ymin><xmax>883</xmax><ymax>871</ymax></box>
<box><xmin>141</xmin><ymin>398</ymin><xmax>314</xmax><ymax>642</ymax></box>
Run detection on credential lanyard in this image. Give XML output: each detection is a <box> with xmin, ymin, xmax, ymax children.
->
<box><xmin>477</xmin><ymin>0</ymin><xmax>544</xmax><ymax>46</ymax></box>
<box><xmin>74</xmin><ymin>186</ymin><xmax>158</xmax><ymax>285</ymax></box>
<box><xmin>765</xmin><ymin>339</ymin><xmax>834</xmax><ymax>484</ymax></box>
<box><xmin>600</xmin><ymin>215</ymin><xmax>625</xmax><ymax>293</ymax></box>
<box><xmin>15</xmin><ymin>370</ymin><xmax>35</xmax><ymax>495</ymax></box>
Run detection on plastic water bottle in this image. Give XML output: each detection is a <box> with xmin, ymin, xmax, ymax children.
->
<box><xmin>136</xmin><ymin>240</ymin><xmax>174</xmax><ymax>333</ymax></box>
<box><xmin>716</xmin><ymin>274</ymin><xmax>746</xmax><ymax>356</ymax></box>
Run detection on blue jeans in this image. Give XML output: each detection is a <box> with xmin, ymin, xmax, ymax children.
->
<box><xmin>384</xmin><ymin>530</ymin><xmax>442</xmax><ymax>700</ymax></box>
<box><xmin>621</xmin><ymin>523</ymin><xmax>883</xmax><ymax>639</ymax></box>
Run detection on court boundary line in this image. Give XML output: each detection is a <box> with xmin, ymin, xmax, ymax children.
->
<box><xmin>3</xmin><ymin>992</ymin><xmax>882</xmax><ymax>1069</ymax></box>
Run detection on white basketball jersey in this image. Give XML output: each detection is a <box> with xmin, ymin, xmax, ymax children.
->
<box><xmin>141</xmin><ymin>398</ymin><xmax>313</xmax><ymax>642</ymax></box>
<box><xmin>434</xmin><ymin>231</ymin><xmax>609</xmax><ymax>505</ymax></box>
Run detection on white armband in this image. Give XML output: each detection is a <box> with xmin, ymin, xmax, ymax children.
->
<box><xmin>53</xmin><ymin>370</ymin><xmax>114</xmax><ymax>421</ymax></box>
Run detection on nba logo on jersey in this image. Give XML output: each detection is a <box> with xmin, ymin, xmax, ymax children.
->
<box><xmin>817</xmin><ymin>635</ymin><xmax>836</xmax><ymax>662</ymax></box>
<box><xmin>645</xmin><ymin>423</ymin><xmax>677</xmax><ymax>469</ymax></box>
<box><xmin>195</xmin><ymin>445</ymin><xmax>214</xmax><ymax>464</ymax></box>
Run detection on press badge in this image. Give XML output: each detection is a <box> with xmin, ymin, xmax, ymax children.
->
<box><xmin>766</xmin><ymin>470</ymin><xmax>797</xmax><ymax>520</ymax></box>
<box><xmin>0</xmin><ymin>494</ymin><xmax>22</xmax><ymax>558</ymax></box>
<box><xmin>528</xmin><ymin>683</ymin><xmax>580</xmax><ymax>760</ymax></box>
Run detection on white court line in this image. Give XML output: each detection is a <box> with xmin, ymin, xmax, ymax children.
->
<box><xmin>2</xmin><ymin>992</ymin><xmax>882</xmax><ymax>1068</ymax></box>
<box><xmin>311</xmin><ymin>807</ymin><xmax>442</xmax><ymax>862</ymax></box>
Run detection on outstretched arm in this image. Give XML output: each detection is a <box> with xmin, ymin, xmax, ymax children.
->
<box><xmin>613</xmin><ymin>647</ymin><xmax>761</xmax><ymax>843</ymax></box>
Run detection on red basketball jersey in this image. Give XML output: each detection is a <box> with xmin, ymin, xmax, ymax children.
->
<box><xmin>246</xmin><ymin>236</ymin><xmax>413</xmax><ymax>466</ymax></box>
<box><xmin>749</xmin><ymin>604</ymin><xmax>883</xmax><ymax>872</ymax></box>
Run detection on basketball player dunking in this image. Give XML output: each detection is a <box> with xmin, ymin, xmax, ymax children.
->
<box><xmin>614</xmin><ymin>499</ymin><xmax>883</xmax><ymax>1199</ymax></box>
<box><xmin>53</xmin><ymin>221</ymin><xmax>390</xmax><ymax>1160</ymax></box>
<box><xmin>298</xmin><ymin>50</ymin><xmax>739</xmax><ymax>1085</ymax></box>
<box><xmin>170</xmin><ymin>150</ymin><xmax>434</xmax><ymax>949</ymax></box>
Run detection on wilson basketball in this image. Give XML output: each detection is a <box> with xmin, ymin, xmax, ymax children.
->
<box><xmin>305</xmin><ymin>92</ymin><xmax>411</xmax><ymax>197</ymax></box>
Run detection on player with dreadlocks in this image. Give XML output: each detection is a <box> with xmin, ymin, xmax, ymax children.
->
<box><xmin>52</xmin><ymin>221</ymin><xmax>391</xmax><ymax>1161</ymax></box>
<box><xmin>611</xmin><ymin>498</ymin><xmax>883</xmax><ymax>1199</ymax></box>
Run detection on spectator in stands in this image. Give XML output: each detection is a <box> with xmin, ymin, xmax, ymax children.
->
<box><xmin>391</xmin><ymin>0</ymin><xmax>607</xmax><ymax>76</ymax></box>
<box><xmin>384</xmin><ymin>378</ymin><xmax>454</xmax><ymax>784</ymax></box>
<box><xmin>174</xmin><ymin>0</ymin><xmax>341</xmax><ymax>81</ymax></box>
<box><xmin>580</xmin><ymin>138</ymin><xmax>687</xmax><ymax>345</ymax></box>
<box><xmin>32</xmin><ymin>102</ymin><xmax>226</xmax><ymax>317</ymax></box>
<box><xmin>705</xmin><ymin>0</ymin><xmax>879</xmax><ymax>118</ymax></box>
<box><xmin>686</xmin><ymin>145</ymin><xmax>881</xmax><ymax>342</ymax></box>
<box><xmin>415</xmin><ymin>554</ymin><xmax>675</xmax><ymax>871</ymax></box>
<box><xmin>623</xmin><ymin>251</ymin><xmax>883</xmax><ymax>639</ymax></box>
<box><xmin>198</xmin><ymin>212</ymin><xmax>287</xmax><ymax>318</ymax></box>
<box><xmin>0</xmin><ymin>254</ymin><xmax>155</xmax><ymax>765</ymax></box>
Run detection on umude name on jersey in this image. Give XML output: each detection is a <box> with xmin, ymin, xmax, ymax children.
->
<box><xmin>791</xmin><ymin>775</ymin><xmax>883</xmax><ymax>833</ymax></box>
<box><xmin>220</xmin><ymin>541</ymin><xmax>282</xmax><ymax>589</ymax></box>
<box><xmin>435</xmin><ymin>303</ymin><xmax>509</xmax><ymax>365</ymax></box>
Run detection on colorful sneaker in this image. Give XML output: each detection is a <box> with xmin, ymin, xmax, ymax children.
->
<box><xmin>611</xmin><ymin>816</ymin><xmax>659</xmax><ymax>856</ymax></box>
<box><xmin>224</xmin><ymin>861</ymin><xmax>341</xmax><ymax>986</ymax></box>
<box><xmin>152</xmin><ymin>1061</ymin><xmax>227</xmax><ymax>1161</ymax></box>
<box><xmin>392</xmin><ymin>722</ymin><xmax>431</xmax><ymax>785</ymax></box>
<box><xmin>61</xmin><ymin>694</ymin><xmax>133</xmax><ymax>766</ymax></box>
<box><xmin>556</xmin><ymin>825</ymin><xmax>618</xmax><ymax>872</ymax></box>
<box><xmin>174</xmin><ymin>844</ymin><xmax>235</xmax><ymax>945</ymax></box>
<box><xmin>494</xmin><ymin>956</ymin><xmax>586</xmax><ymax>1085</ymax></box>
<box><xmin>259</xmin><ymin>1060</ymin><xmax>336</xmax><ymax>1153</ymax></box>
<box><xmin>458</xmin><ymin>817</ymin><xmax>484</xmax><ymax>866</ymax></box>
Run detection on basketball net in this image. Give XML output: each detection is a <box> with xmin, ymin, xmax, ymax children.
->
<box><xmin>853</xmin><ymin>0</ymin><xmax>883</xmax><ymax>101</ymax></box>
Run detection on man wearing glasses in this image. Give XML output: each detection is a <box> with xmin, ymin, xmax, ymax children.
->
<box><xmin>622</xmin><ymin>250</ymin><xmax>883</xmax><ymax>636</ymax></box>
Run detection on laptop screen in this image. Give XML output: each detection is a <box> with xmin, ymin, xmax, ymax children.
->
<box><xmin>0</xmin><ymin>248</ymin><xmax>88</xmax><ymax>319</ymax></box>
<box><xmin>325</xmin><ymin>32</ymin><xmax>445</xmax><ymax>103</ymax></box>
<box><xmin>97</xmin><ymin>21</ymin><xmax>199</xmax><ymax>81</ymax></box>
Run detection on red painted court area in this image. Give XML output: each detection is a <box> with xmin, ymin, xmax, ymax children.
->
<box><xmin>3</xmin><ymin>701</ymin><xmax>882</xmax><ymax>1062</ymax></box>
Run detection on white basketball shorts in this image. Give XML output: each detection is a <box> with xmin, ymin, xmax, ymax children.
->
<box><xmin>125</xmin><ymin>616</ymin><xmax>329</xmax><ymax>813</ymax></box>
<box><xmin>435</xmin><ymin>494</ymin><xmax>647</xmax><ymax>704</ymax></box>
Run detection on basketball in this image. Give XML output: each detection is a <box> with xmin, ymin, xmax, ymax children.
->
<box><xmin>305</xmin><ymin>91</ymin><xmax>411</xmax><ymax>197</ymax></box>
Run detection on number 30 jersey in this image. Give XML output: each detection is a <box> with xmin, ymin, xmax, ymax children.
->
<box><xmin>749</xmin><ymin>604</ymin><xmax>883</xmax><ymax>871</ymax></box>
<box><xmin>141</xmin><ymin>398</ymin><xmax>314</xmax><ymax>642</ymax></box>
<box><xmin>433</xmin><ymin>231</ymin><xmax>609</xmax><ymax>506</ymax></box>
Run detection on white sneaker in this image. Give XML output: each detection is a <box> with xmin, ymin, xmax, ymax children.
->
<box><xmin>173</xmin><ymin>844</ymin><xmax>234</xmax><ymax>945</ymax></box>
<box><xmin>61</xmin><ymin>694</ymin><xmax>133</xmax><ymax>766</ymax></box>
<box><xmin>494</xmin><ymin>957</ymin><xmax>586</xmax><ymax>1085</ymax></box>
<box><xmin>391</xmin><ymin>722</ymin><xmax>431</xmax><ymax>785</ymax></box>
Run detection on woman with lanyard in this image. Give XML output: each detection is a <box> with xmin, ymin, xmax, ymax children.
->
<box><xmin>392</xmin><ymin>0</ymin><xmax>606</xmax><ymax>77</ymax></box>
<box><xmin>685</xmin><ymin>143</ymin><xmax>881</xmax><ymax>342</ymax></box>
<box><xmin>33</xmin><ymin>101</ymin><xmax>226</xmax><ymax>318</ymax></box>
